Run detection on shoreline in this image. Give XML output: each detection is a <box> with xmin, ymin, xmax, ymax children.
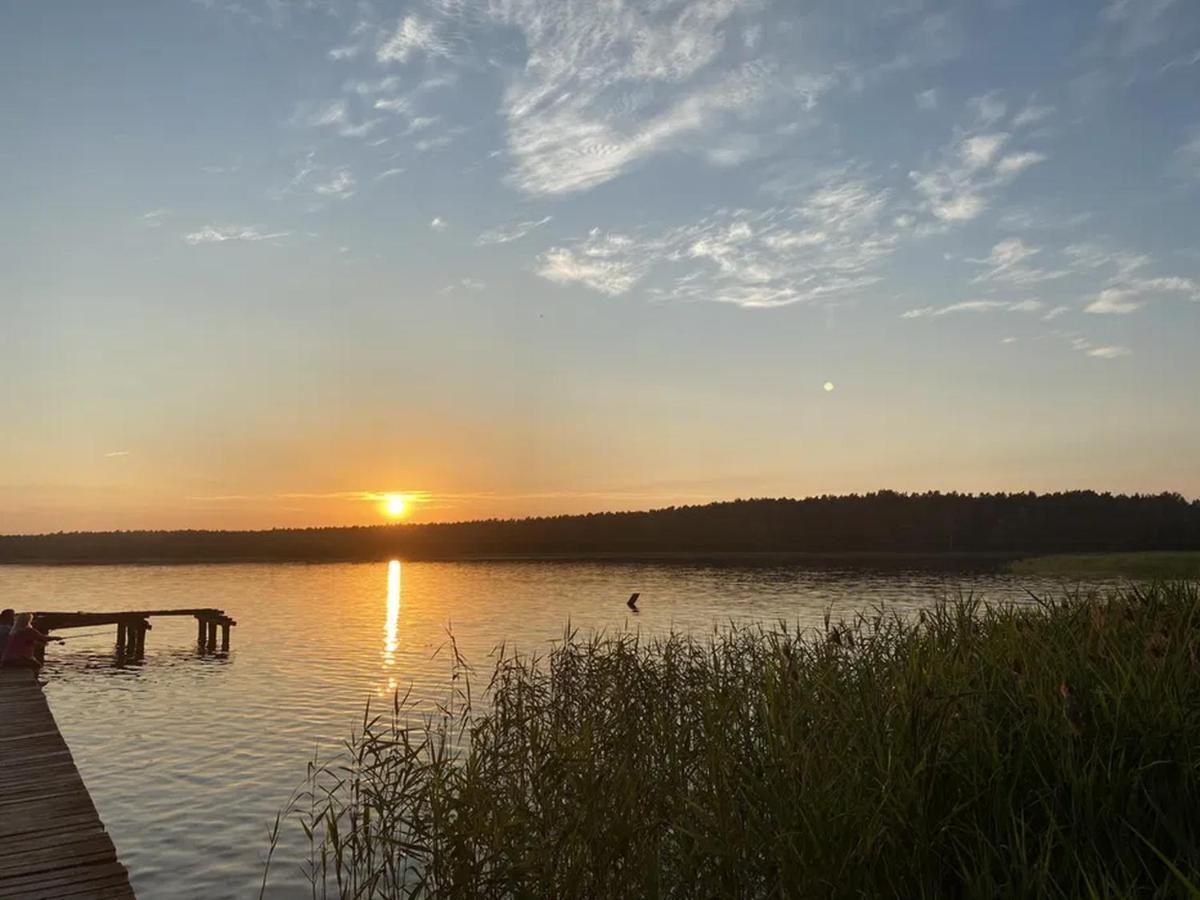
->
<box><xmin>0</xmin><ymin>550</ymin><xmax>1027</xmax><ymax>568</ymax></box>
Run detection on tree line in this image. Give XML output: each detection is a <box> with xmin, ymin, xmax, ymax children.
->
<box><xmin>2</xmin><ymin>491</ymin><xmax>1199</xmax><ymax>564</ymax></box>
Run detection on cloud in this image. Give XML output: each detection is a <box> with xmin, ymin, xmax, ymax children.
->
<box><xmin>430</xmin><ymin>217</ymin><xmax>448</xmax><ymax>231</ymax></box>
<box><xmin>1064</xmin><ymin>243</ymin><xmax>1149</xmax><ymax>277</ymax></box>
<box><xmin>476</xmin><ymin>216</ymin><xmax>553</xmax><ymax>246</ymax></box>
<box><xmin>1174</xmin><ymin>132</ymin><xmax>1200</xmax><ymax>181</ymax></box>
<box><xmin>415</xmin><ymin>135</ymin><xmax>453</xmax><ymax>153</ymax></box>
<box><xmin>314</xmin><ymin>168</ymin><xmax>356</xmax><ymax>198</ymax></box>
<box><xmin>1062</xmin><ymin>333</ymin><xmax>1133</xmax><ymax>359</ymax></box>
<box><xmin>183</xmin><ymin>225</ymin><xmax>290</xmax><ymax>245</ymax></box>
<box><xmin>536</xmin><ymin>174</ymin><xmax>900</xmax><ymax>309</ymax></box>
<box><xmin>1084</xmin><ymin>276</ymin><xmax>1200</xmax><ymax>313</ymax></box>
<box><xmin>901</xmin><ymin>299</ymin><xmax>1043</xmax><ymax>318</ymax></box>
<box><xmin>967</xmin><ymin>92</ymin><xmax>1007</xmax><ymax>125</ymax></box>
<box><xmin>962</xmin><ymin>133</ymin><xmax>1009</xmax><ymax>168</ymax></box>
<box><xmin>910</xmin><ymin>98</ymin><xmax>1048</xmax><ymax>223</ymax></box>
<box><xmin>301</xmin><ymin>99</ymin><xmax>384</xmax><ymax>139</ymax></box>
<box><xmin>404</xmin><ymin>115</ymin><xmax>439</xmax><ymax>135</ymax></box>
<box><xmin>104</xmin><ymin>450</ymin><xmax>131</xmax><ymax>458</ymax></box>
<box><xmin>377</xmin><ymin>15</ymin><xmax>449</xmax><ymax>64</ymax></box>
<box><xmin>969</xmin><ymin>238</ymin><xmax>1067</xmax><ymax>286</ymax></box>
<box><xmin>902</xmin><ymin>300</ymin><xmax>1007</xmax><ymax>318</ymax></box>
<box><xmin>1087</xmin><ymin>345</ymin><xmax>1133</xmax><ymax>358</ymax></box>
<box><xmin>1100</xmin><ymin>0</ymin><xmax>1179</xmax><ymax>55</ymax></box>
<box><xmin>440</xmin><ymin>277</ymin><xmax>487</xmax><ymax>294</ymax></box>
<box><xmin>1085</xmin><ymin>287</ymin><xmax>1143</xmax><ymax>314</ymax></box>
<box><xmin>374</xmin><ymin>167</ymin><xmax>406</xmax><ymax>181</ymax></box>
<box><xmin>141</xmin><ymin>209</ymin><xmax>169</xmax><ymax>228</ymax></box>
<box><xmin>1012</xmin><ymin>103</ymin><xmax>1055</xmax><ymax>128</ymax></box>
<box><xmin>1159</xmin><ymin>47</ymin><xmax>1200</xmax><ymax>77</ymax></box>
<box><xmin>995</xmin><ymin>151</ymin><xmax>1047</xmax><ymax>176</ymax></box>
<box><xmin>307</xmin><ymin>100</ymin><xmax>348</xmax><ymax>128</ymax></box>
<box><xmin>477</xmin><ymin>0</ymin><xmax>800</xmax><ymax>195</ymax></box>
<box><xmin>915</xmin><ymin>88</ymin><xmax>938</xmax><ymax>110</ymax></box>
<box><xmin>537</xmin><ymin>243</ymin><xmax>645</xmax><ymax>297</ymax></box>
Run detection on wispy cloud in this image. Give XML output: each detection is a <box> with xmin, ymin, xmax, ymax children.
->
<box><xmin>537</xmin><ymin>174</ymin><xmax>900</xmax><ymax>309</ymax></box>
<box><xmin>969</xmin><ymin>238</ymin><xmax>1067</xmax><ymax>286</ymax></box>
<box><xmin>440</xmin><ymin>277</ymin><xmax>487</xmax><ymax>294</ymax></box>
<box><xmin>1086</xmin><ymin>344</ymin><xmax>1133</xmax><ymax>358</ymax></box>
<box><xmin>1174</xmin><ymin>131</ymin><xmax>1200</xmax><ymax>181</ymax></box>
<box><xmin>377</xmin><ymin>15</ymin><xmax>449</xmax><ymax>64</ymax></box>
<box><xmin>141</xmin><ymin>209</ymin><xmax>169</xmax><ymax>228</ymax></box>
<box><xmin>1012</xmin><ymin>101</ymin><xmax>1055</xmax><ymax>129</ymax></box>
<box><xmin>183</xmin><ymin>225</ymin><xmax>290</xmax><ymax>245</ymax></box>
<box><xmin>314</xmin><ymin>168</ymin><xmax>356</xmax><ymax>198</ymax></box>
<box><xmin>910</xmin><ymin>95</ymin><xmax>1049</xmax><ymax>223</ymax></box>
<box><xmin>430</xmin><ymin>216</ymin><xmax>448</xmax><ymax>232</ymax></box>
<box><xmin>476</xmin><ymin>216</ymin><xmax>553</xmax><ymax>246</ymax></box>
<box><xmin>995</xmin><ymin>151</ymin><xmax>1048</xmax><ymax>177</ymax></box>
<box><xmin>104</xmin><ymin>450</ymin><xmax>131</xmax><ymax>458</ymax></box>
<box><xmin>1085</xmin><ymin>276</ymin><xmax>1200</xmax><ymax>314</ymax></box>
<box><xmin>537</xmin><ymin>235</ymin><xmax>646</xmax><ymax>297</ymax></box>
<box><xmin>476</xmin><ymin>1</ymin><xmax>794</xmax><ymax>195</ymax></box>
<box><xmin>1056</xmin><ymin>332</ymin><xmax>1134</xmax><ymax>359</ymax></box>
<box><xmin>1100</xmin><ymin>0</ymin><xmax>1179</xmax><ymax>56</ymax></box>
<box><xmin>901</xmin><ymin>299</ymin><xmax>1043</xmax><ymax>318</ymax></box>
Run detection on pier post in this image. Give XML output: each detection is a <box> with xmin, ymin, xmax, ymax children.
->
<box><xmin>116</xmin><ymin>622</ymin><xmax>127</xmax><ymax>654</ymax></box>
<box><xmin>220</xmin><ymin>621</ymin><xmax>230</xmax><ymax>652</ymax></box>
<box><xmin>197</xmin><ymin>616</ymin><xmax>206</xmax><ymax>647</ymax></box>
<box><xmin>134</xmin><ymin>621</ymin><xmax>147</xmax><ymax>658</ymax></box>
<box><xmin>206</xmin><ymin>620</ymin><xmax>217</xmax><ymax>651</ymax></box>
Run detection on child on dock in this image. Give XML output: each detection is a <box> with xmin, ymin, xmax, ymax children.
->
<box><xmin>1</xmin><ymin>613</ymin><xmax>62</xmax><ymax>670</ymax></box>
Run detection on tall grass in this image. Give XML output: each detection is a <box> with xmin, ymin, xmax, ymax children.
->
<box><xmin>264</xmin><ymin>583</ymin><xmax>1200</xmax><ymax>898</ymax></box>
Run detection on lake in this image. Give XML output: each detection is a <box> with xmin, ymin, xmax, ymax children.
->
<box><xmin>0</xmin><ymin>560</ymin><xmax>1117</xmax><ymax>898</ymax></box>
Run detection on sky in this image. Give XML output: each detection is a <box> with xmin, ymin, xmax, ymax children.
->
<box><xmin>2</xmin><ymin>0</ymin><xmax>1199</xmax><ymax>533</ymax></box>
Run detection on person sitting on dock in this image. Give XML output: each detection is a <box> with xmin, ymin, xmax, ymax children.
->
<box><xmin>1</xmin><ymin>613</ymin><xmax>62</xmax><ymax>670</ymax></box>
<box><xmin>0</xmin><ymin>609</ymin><xmax>13</xmax><ymax>658</ymax></box>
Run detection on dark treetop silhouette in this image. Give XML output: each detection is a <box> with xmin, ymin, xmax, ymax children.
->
<box><xmin>2</xmin><ymin>491</ymin><xmax>1198</xmax><ymax>565</ymax></box>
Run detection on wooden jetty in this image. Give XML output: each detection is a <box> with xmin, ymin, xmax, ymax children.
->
<box><xmin>0</xmin><ymin>668</ymin><xmax>136</xmax><ymax>899</ymax></box>
<box><xmin>0</xmin><ymin>606</ymin><xmax>238</xmax><ymax>895</ymax></box>
<box><xmin>32</xmin><ymin>608</ymin><xmax>237</xmax><ymax>661</ymax></box>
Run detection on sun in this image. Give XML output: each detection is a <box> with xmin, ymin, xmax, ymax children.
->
<box><xmin>382</xmin><ymin>494</ymin><xmax>409</xmax><ymax>520</ymax></box>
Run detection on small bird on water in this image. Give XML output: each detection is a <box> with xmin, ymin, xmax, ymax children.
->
<box><xmin>627</xmin><ymin>592</ymin><xmax>640</xmax><ymax>612</ymax></box>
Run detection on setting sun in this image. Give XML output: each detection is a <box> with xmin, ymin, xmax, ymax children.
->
<box><xmin>382</xmin><ymin>494</ymin><xmax>409</xmax><ymax>520</ymax></box>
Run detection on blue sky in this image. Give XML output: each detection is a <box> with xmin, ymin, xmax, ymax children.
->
<box><xmin>2</xmin><ymin>0</ymin><xmax>1199</xmax><ymax>531</ymax></box>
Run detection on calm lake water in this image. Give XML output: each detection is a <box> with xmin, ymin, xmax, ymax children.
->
<box><xmin>0</xmin><ymin>561</ymin><xmax>1119</xmax><ymax>898</ymax></box>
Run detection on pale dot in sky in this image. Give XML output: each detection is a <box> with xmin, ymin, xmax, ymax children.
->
<box><xmin>823</xmin><ymin>381</ymin><xmax>835</xmax><ymax>392</ymax></box>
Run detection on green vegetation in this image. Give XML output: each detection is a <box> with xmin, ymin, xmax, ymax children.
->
<box><xmin>264</xmin><ymin>583</ymin><xmax>1200</xmax><ymax>899</ymax></box>
<box><xmin>1014</xmin><ymin>551</ymin><xmax>1200</xmax><ymax>579</ymax></box>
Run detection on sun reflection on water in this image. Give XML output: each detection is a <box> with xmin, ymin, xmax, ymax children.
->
<box><xmin>381</xmin><ymin>560</ymin><xmax>401</xmax><ymax>693</ymax></box>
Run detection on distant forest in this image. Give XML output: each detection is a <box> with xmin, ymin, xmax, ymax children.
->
<box><xmin>3</xmin><ymin>491</ymin><xmax>1199</xmax><ymax>565</ymax></box>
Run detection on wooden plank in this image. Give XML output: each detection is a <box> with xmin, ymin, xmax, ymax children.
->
<box><xmin>0</xmin><ymin>677</ymin><xmax>136</xmax><ymax>899</ymax></box>
<box><xmin>0</xmin><ymin>861</ymin><xmax>131</xmax><ymax>895</ymax></box>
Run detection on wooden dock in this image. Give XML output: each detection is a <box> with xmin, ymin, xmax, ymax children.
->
<box><xmin>33</xmin><ymin>608</ymin><xmax>237</xmax><ymax>661</ymax></box>
<box><xmin>0</xmin><ymin>668</ymin><xmax>136</xmax><ymax>899</ymax></box>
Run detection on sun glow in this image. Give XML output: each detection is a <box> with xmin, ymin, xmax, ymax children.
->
<box><xmin>382</xmin><ymin>493</ymin><xmax>409</xmax><ymax>519</ymax></box>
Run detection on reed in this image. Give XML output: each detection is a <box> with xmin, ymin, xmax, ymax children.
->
<box><xmin>264</xmin><ymin>582</ymin><xmax>1200</xmax><ymax>898</ymax></box>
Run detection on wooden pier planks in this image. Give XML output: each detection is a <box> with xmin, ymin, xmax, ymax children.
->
<box><xmin>0</xmin><ymin>669</ymin><xmax>136</xmax><ymax>900</ymax></box>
